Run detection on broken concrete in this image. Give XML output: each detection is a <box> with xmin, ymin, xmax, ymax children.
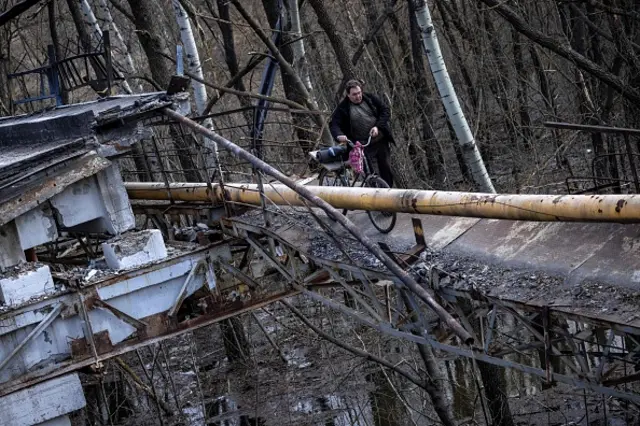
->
<box><xmin>95</xmin><ymin>164</ymin><xmax>135</xmax><ymax>234</ymax></box>
<box><xmin>49</xmin><ymin>165</ymin><xmax>135</xmax><ymax>235</ymax></box>
<box><xmin>102</xmin><ymin>229</ymin><xmax>167</xmax><ymax>270</ymax></box>
<box><xmin>15</xmin><ymin>204</ymin><xmax>58</xmax><ymax>250</ymax></box>
<box><xmin>0</xmin><ymin>264</ymin><xmax>55</xmax><ymax>306</ymax></box>
<box><xmin>0</xmin><ymin>222</ymin><xmax>25</xmax><ymax>268</ymax></box>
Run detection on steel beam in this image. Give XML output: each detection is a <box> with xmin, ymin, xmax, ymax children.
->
<box><xmin>0</xmin><ymin>303</ymin><xmax>63</xmax><ymax>373</ymax></box>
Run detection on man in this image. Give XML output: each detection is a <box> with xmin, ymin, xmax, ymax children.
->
<box><xmin>330</xmin><ymin>80</ymin><xmax>395</xmax><ymax>187</ymax></box>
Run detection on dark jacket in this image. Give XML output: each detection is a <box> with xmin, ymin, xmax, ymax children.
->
<box><xmin>330</xmin><ymin>93</ymin><xmax>396</xmax><ymax>145</ymax></box>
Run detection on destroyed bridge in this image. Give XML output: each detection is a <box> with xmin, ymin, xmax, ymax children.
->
<box><xmin>2</xmin><ymin>92</ymin><xmax>640</xmax><ymax>425</ymax></box>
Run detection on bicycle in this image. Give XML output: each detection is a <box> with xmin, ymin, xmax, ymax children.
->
<box><xmin>312</xmin><ymin>137</ymin><xmax>397</xmax><ymax>234</ymax></box>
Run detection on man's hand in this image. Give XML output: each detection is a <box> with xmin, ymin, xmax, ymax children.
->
<box><xmin>370</xmin><ymin>126</ymin><xmax>379</xmax><ymax>137</ymax></box>
<box><xmin>337</xmin><ymin>135</ymin><xmax>348</xmax><ymax>143</ymax></box>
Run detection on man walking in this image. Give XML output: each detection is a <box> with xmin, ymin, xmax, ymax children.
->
<box><xmin>330</xmin><ymin>80</ymin><xmax>395</xmax><ymax>187</ymax></box>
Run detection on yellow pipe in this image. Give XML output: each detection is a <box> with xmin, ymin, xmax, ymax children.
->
<box><xmin>125</xmin><ymin>182</ymin><xmax>640</xmax><ymax>223</ymax></box>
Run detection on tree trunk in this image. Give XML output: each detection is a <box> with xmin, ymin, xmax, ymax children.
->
<box><xmin>307</xmin><ymin>0</ymin><xmax>357</xmax><ymax>90</ymax></box>
<box><xmin>512</xmin><ymin>29</ymin><xmax>532</xmax><ymax>148</ymax></box>
<box><xmin>172</xmin><ymin>0</ymin><xmax>220</xmax><ymax>173</ymax></box>
<box><xmin>560</xmin><ymin>3</ymin><xmax>615</xmax><ymax>192</ymax></box>
<box><xmin>288</xmin><ymin>0</ymin><xmax>314</xmax><ymax>94</ymax></box>
<box><xmin>413</xmin><ymin>0</ymin><xmax>495</xmax><ymax>193</ymax></box>
<box><xmin>399</xmin><ymin>290</ymin><xmax>456</xmax><ymax>426</ymax></box>
<box><xmin>477</xmin><ymin>360</ymin><xmax>515</xmax><ymax>426</ymax></box>
<box><xmin>361</xmin><ymin>0</ymin><xmax>396</xmax><ymax>90</ymax></box>
<box><xmin>479</xmin><ymin>0</ymin><xmax>640</xmax><ymax>106</ymax></box>
<box><xmin>407</xmin><ymin>0</ymin><xmax>445</xmax><ymax>186</ymax></box>
<box><xmin>65</xmin><ymin>0</ymin><xmax>107</xmax><ymax>83</ymax></box>
<box><xmin>97</xmin><ymin>0</ymin><xmax>138</xmax><ymax>92</ymax></box>
<box><xmin>126</xmin><ymin>0</ymin><xmax>174</xmax><ymax>88</ymax></box>
<box><xmin>125</xmin><ymin>0</ymin><xmax>201</xmax><ymax>183</ymax></box>
<box><xmin>47</xmin><ymin>0</ymin><xmax>69</xmax><ymax>104</ymax></box>
<box><xmin>483</xmin><ymin>11</ymin><xmax>519</xmax><ymax>151</ymax></box>
<box><xmin>262</xmin><ymin>0</ymin><xmax>317</xmax><ymax>156</ymax></box>
<box><xmin>212</xmin><ymin>0</ymin><xmax>252</xmax><ymax>111</ymax></box>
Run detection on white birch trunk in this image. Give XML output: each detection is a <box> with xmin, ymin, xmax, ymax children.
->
<box><xmin>288</xmin><ymin>0</ymin><xmax>313</xmax><ymax>93</ymax></box>
<box><xmin>80</xmin><ymin>0</ymin><xmax>102</xmax><ymax>48</ymax></box>
<box><xmin>96</xmin><ymin>0</ymin><xmax>138</xmax><ymax>92</ymax></box>
<box><xmin>172</xmin><ymin>0</ymin><xmax>220</xmax><ymax>171</ymax></box>
<box><xmin>81</xmin><ymin>0</ymin><xmax>132</xmax><ymax>93</ymax></box>
<box><xmin>413</xmin><ymin>0</ymin><xmax>495</xmax><ymax>193</ymax></box>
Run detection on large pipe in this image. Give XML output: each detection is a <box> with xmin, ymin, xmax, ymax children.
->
<box><xmin>125</xmin><ymin>182</ymin><xmax>640</xmax><ymax>223</ymax></box>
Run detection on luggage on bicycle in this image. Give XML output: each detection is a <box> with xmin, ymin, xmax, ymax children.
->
<box><xmin>314</xmin><ymin>145</ymin><xmax>349</xmax><ymax>164</ymax></box>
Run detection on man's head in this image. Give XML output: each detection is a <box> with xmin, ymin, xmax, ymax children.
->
<box><xmin>345</xmin><ymin>80</ymin><xmax>363</xmax><ymax>104</ymax></box>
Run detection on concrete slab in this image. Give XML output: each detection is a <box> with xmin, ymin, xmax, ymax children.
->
<box><xmin>95</xmin><ymin>164</ymin><xmax>135</xmax><ymax>234</ymax></box>
<box><xmin>0</xmin><ymin>221</ymin><xmax>25</xmax><ymax>268</ymax></box>
<box><xmin>446</xmin><ymin>220</ymin><xmax>617</xmax><ymax>276</ymax></box>
<box><xmin>570</xmin><ymin>224</ymin><xmax>640</xmax><ymax>289</ymax></box>
<box><xmin>0</xmin><ymin>264</ymin><xmax>55</xmax><ymax>306</ymax></box>
<box><xmin>49</xmin><ymin>166</ymin><xmax>134</xmax><ymax>235</ymax></box>
<box><xmin>0</xmin><ymin>373</ymin><xmax>85</xmax><ymax>426</ymax></box>
<box><xmin>102</xmin><ymin>229</ymin><xmax>167</xmax><ymax>270</ymax></box>
<box><xmin>15</xmin><ymin>204</ymin><xmax>58</xmax><ymax>250</ymax></box>
<box><xmin>49</xmin><ymin>177</ymin><xmax>111</xmax><ymax>231</ymax></box>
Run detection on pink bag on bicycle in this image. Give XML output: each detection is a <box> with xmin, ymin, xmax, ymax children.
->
<box><xmin>349</xmin><ymin>141</ymin><xmax>364</xmax><ymax>174</ymax></box>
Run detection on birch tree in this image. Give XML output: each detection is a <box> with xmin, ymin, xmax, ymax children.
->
<box><xmin>172</xmin><ymin>0</ymin><xmax>220</xmax><ymax>171</ymax></box>
<box><xmin>79</xmin><ymin>0</ymin><xmax>133</xmax><ymax>93</ymax></box>
<box><xmin>413</xmin><ymin>0</ymin><xmax>495</xmax><ymax>193</ymax></box>
<box><xmin>96</xmin><ymin>0</ymin><xmax>139</xmax><ymax>91</ymax></box>
<box><xmin>287</xmin><ymin>0</ymin><xmax>313</xmax><ymax>94</ymax></box>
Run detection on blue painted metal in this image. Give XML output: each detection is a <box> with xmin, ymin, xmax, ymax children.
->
<box><xmin>8</xmin><ymin>45</ymin><xmax>62</xmax><ymax>107</ymax></box>
<box><xmin>47</xmin><ymin>44</ymin><xmax>63</xmax><ymax>106</ymax></box>
<box><xmin>251</xmin><ymin>0</ymin><xmax>284</xmax><ymax>159</ymax></box>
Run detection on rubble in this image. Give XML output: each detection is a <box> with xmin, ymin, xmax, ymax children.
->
<box><xmin>102</xmin><ymin>229</ymin><xmax>167</xmax><ymax>270</ymax></box>
<box><xmin>0</xmin><ymin>263</ymin><xmax>56</xmax><ymax>306</ymax></box>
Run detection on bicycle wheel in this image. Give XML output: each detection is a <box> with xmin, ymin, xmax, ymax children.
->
<box><xmin>364</xmin><ymin>175</ymin><xmax>397</xmax><ymax>233</ymax></box>
<box><xmin>318</xmin><ymin>168</ymin><xmax>350</xmax><ymax>215</ymax></box>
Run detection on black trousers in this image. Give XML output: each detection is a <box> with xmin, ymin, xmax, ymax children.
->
<box><xmin>364</xmin><ymin>140</ymin><xmax>393</xmax><ymax>187</ymax></box>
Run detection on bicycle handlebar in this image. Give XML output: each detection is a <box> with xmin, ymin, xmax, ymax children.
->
<box><xmin>342</xmin><ymin>135</ymin><xmax>372</xmax><ymax>148</ymax></box>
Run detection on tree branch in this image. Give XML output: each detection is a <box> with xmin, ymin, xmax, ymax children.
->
<box><xmin>281</xmin><ymin>299</ymin><xmax>428</xmax><ymax>391</ymax></box>
<box><xmin>479</xmin><ymin>0</ymin><xmax>640</xmax><ymax>106</ymax></box>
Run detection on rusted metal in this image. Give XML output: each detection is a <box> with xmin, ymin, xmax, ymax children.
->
<box><xmin>71</xmin><ymin>330</ymin><xmax>112</xmax><ymax>359</ymax></box>
<box><xmin>78</xmin><ymin>293</ymin><xmax>100</xmax><ymax>365</ymax></box>
<box><xmin>0</xmin><ymin>289</ymin><xmax>299</xmax><ymax>398</ymax></box>
<box><xmin>94</xmin><ymin>299</ymin><xmax>148</xmax><ymax>331</ymax></box>
<box><xmin>126</xmin><ymin>181</ymin><xmax>640</xmax><ymax>223</ymax></box>
<box><xmin>217</xmin><ymin>259</ymin><xmax>260</xmax><ymax>290</ymax></box>
<box><xmin>544</xmin><ymin>121</ymin><xmax>640</xmax><ymax>136</ymax></box>
<box><xmin>168</xmin><ymin>260</ymin><xmax>203</xmax><ymax>317</ymax></box>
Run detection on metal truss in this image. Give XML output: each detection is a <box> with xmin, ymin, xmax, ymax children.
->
<box><xmin>222</xmin><ymin>217</ymin><xmax>640</xmax><ymax>405</ymax></box>
<box><xmin>5</xmin><ymin>212</ymin><xmax>639</xmax><ymax>406</ymax></box>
